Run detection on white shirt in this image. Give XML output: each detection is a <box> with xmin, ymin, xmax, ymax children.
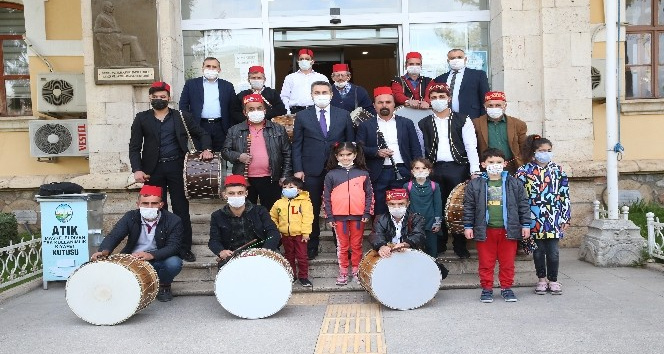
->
<box><xmin>134</xmin><ymin>215</ymin><xmax>160</xmax><ymax>253</ymax></box>
<box><xmin>377</xmin><ymin>115</ymin><xmax>404</xmax><ymax>165</ymax></box>
<box><xmin>446</xmin><ymin>67</ymin><xmax>465</xmax><ymax>113</ymax></box>
<box><xmin>280</xmin><ymin>70</ymin><xmax>329</xmax><ymax>110</ymax></box>
<box><xmin>391</xmin><ymin>216</ymin><xmax>403</xmax><ymax>244</ymax></box>
<box><xmin>433</xmin><ymin>114</ymin><xmax>480</xmax><ymax>173</ymax></box>
<box><xmin>201</xmin><ymin>78</ymin><xmax>221</xmax><ymax>119</ymax></box>
<box><xmin>317</xmin><ymin>106</ymin><xmax>331</xmax><ymax>132</ymax></box>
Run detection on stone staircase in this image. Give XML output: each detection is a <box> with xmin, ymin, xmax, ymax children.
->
<box><xmin>171</xmin><ymin>200</ymin><xmax>537</xmax><ymax>296</ymax></box>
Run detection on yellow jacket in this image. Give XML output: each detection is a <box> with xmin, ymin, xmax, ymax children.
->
<box><xmin>270</xmin><ymin>191</ymin><xmax>314</xmax><ymax>237</ymax></box>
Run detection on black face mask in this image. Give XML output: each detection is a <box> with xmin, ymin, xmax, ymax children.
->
<box><xmin>151</xmin><ymin>99</ymin><xmax>169</xmax><ymax>110</ymax></box>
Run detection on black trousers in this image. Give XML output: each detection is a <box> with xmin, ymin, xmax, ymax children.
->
<box><xmin>373</xmin><ymin>164</ymin><xmax>409</xmax><ymax>216</ymax></box>
<box><xmin>303</xmin><ymin>173</ymin><xmax>325</xmax><ymax>255</ymax></box>
<box><xmin>149</xmin><ymin>158</ymin><xmax>192</xmax><ymax>253</ymax></box>
<box><xmin>247</xmin><ymin>176</ymin><xmax>281</xmax><ymax>211</ymax></box>
<box><xmin>431</xmin><ymin>161</ymin><xmax>470</xmax><ymax>253</ymax></box>
<box><xmin>197</xmin><ymin>119</ymin><xmax>226</xmax><ymax>152</ymax></box>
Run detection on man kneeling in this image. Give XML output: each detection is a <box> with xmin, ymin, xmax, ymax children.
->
<box><xmin>91</xmin><ymin>185</ymin><xmax>183</xmax><ymax>302</ymax></box>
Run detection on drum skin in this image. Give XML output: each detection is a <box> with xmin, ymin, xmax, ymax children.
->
<box><xmin>445</xmin><ymin>181</ymin><xmax>467</xmax><ymax>235</ymax></box>
<box><xmin>272</xmin><ymin>115</ymin><xmax>295</xmax><ymax>143</ymax></box>
<box><xmin>215</xmin><ymin>248</ymin><xmax>293</xmax><ymax>319</ymax></box>
<box><xmin>183</xmin><ymin>151</ymin><xmax>223</xmax><ymax>199</ymax></box>
<box><xmin>65</xmin><ymin>254</ymin><xmax>159</xmax><ymax>326</ymax></box>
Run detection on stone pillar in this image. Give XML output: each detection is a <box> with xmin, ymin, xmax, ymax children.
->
<box><xmin>579</xmin><ymin>219</ymin><xmax>644</xmax><ymax>266</ymax></box>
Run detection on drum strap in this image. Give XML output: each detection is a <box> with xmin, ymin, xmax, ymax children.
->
<box><xmin>177</xmin><ymin>110</ymin><xmax>197</xmax><ymax>154</ymax></box>
<box><xmin>407</xmin><ymin>180</ymin><xmax>436</xmax><ymax>192</ymax></box>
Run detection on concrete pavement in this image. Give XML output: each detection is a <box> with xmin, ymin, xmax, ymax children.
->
<box><xmin>1</xmin><ymin>248</ymin><xmax>663</xmax><ymax>354</ymax></box>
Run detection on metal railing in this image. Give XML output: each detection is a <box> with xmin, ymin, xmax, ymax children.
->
<box><xmin>593</xmin><ymin>201</ymin><xmax>630</xmax><ymax>220</ymax></box>
<box><xmin>0</xmin><ymin>237</ymin><xmax>42</xmax><ymax>290</ymax></box>
<box><xmin>646</xmin><ymin>212</ymin><xmax>664</xmax><ymax>262</ymax></box>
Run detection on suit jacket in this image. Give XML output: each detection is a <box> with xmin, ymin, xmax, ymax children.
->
<box><xmin>129</xmin><ymin>108</ymin><xmax>211</xmax><ymax>175</ymax></box>
<box><xmin>473</xmin><ymin>114</ymin><xmax>528</xmax><ymax>167</ymax></box>
<box><xmin>235</xmin><ymin>87</ymin><xmax>287</xmax><ymax>122</ymax></box>
<box><xmin>434</xmin><ymin>68</ymin><xmax>490</xmax><ymax>119</ymax></box>
<box><xmin>356</xmin><ymin>115</ymin><xmax>423</xmax><ymax>182</ymax></box>
<box><xmin>178</xmin><ymin>76</ymin><xmax>240</xmax><ymax>134</ymax></box>
<box><xmin>331</xmin><ymin>84</ymin><xmax>376</xmax><ymax>116</ymax></box>
<box><xmin>292</xmin><ymin>106</ymin><xmax>355</xmax><ymax>177</ymax></box>
<box><xmin>99</xmin><ymin>209</ymin><xmax>182</xmax><ymax>261</ymax></box>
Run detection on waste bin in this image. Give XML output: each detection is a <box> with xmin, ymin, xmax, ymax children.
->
<box><xmin>35</xmin><ymin>193</ymin><xmax>106</xmax><ymax>289</ymax></box>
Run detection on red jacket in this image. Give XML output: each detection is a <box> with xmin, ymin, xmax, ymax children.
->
<box><xmin>323</xmin><ymin>166</ymin><xmax>374</xmax><ymax>222</ymax></box>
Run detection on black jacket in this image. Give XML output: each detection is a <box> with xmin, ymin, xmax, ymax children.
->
<box><xmin>98</xmin><ymin>209</ymin><xmax>182</xmax><ymax>261</ymax></box>
<box><xmin>368</xmin><ymin>211</ymin><xmax>426</xmax><ymax>250</ymax></box>
<box><xmin>235</xmin><ymin>87</ymin><xmax>287</xmax><ymax>122</ymax></box>
<box><xmin>221</xmin><ymin>120</ymin><xmax>292</xmax><ymax>183</ymax></box>
<box><xmin>208</xmin><ymin>202</ymin><xmax>281</xmax><ymax>255</ymax></box>
<box><xmin>129</xmin><ymin>108</ymin><xmax>212</xmax><ymax>174</ymax></box>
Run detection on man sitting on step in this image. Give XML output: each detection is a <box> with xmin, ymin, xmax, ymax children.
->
<box><xmin>209</xmin><ymin>174</ymin><xmax>281</xmax><ymax>268</ymax></box>
<box><xmin>91</xmin><ymin>185</ymin><xmax>183</xmax><ymax>302</ymax></box>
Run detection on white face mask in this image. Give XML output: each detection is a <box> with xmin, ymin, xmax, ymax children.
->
<box><xmin>298</xmin><ymin>60</ymin><xmax>312</xmax><ymax>70</ymax></box>
<box><xmin>249</xmin><ymin>79</ymin><xmax>264</xmax><ymax>90</ymax></box>
<box><xmin>430</xmin><ymin>99</ymin><xmax>449</xmax><ymax>112</ymax></box>
<box><xmin>449</xmin><ymin>58</ymin><xmax>465</xmax><ymax>71</ymax></box>
<box><xmin>227</xmin><ymin>196</ymin><xmax>246</xmax><ymax>208</ymax></box>
<box><xmin>247</xmin><ymin>110</ymin><xmax>265</xmax><ymax>123</ymax></box>
<box><xmin>406</xmin><ymin>65</ymin><xmax>422</xmax><ymax>75</ymax></box>
<box><xmin>139</xmin><ymin>207</ymin><xmax>159</xmax><ymax>220</ymax></box>
<box><xmin>203</xmin><ymin>69</ymin><xmax>219</xmax><ymax>80</ymax></box>
<box><xmin>486</xmin><ymin>108</ymin><xmax>504</xmax><ymax>119</ymax></box>
<box><xmin>313</xmin><ymin>94</ymin><xmax>331</xmax><ymax>108</ymax></box>
<box><xmin>486</xmin><ymin>163</ymin><xmax>504</xmax><ymax>175</ymax></box>
<box><xmin>414</xmin><ymin>171</ymin><xmax>430</xmax><ymax>179</ymax></box>
<box><xmin>388</xmin><ymin>206</ymin><xmax>407</xmax><ymax>219</ymax></box>
<box><xmin>334</xmin><ymin>80</ymin><xmax>348</xmax><ymax>88</ymax></box>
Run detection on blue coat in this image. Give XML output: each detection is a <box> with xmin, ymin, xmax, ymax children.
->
<box><xmin>331</xmin><ymin>84</ymin><xmax>376</xmax><ymax>116</ymax></box>
<box><xmin>434</xmin><ymin>68</ymin><xmax>489</xmax><ymax>119</ymax></box>
<box><xmin>356</xmin><ymin>116</ymin><xmax>423</xmax><ymax>182</ymax></box>
<box><xmin>178</xmin><ymin>76</ymin><xmax>240</xmax><ymax>134</ymax></box>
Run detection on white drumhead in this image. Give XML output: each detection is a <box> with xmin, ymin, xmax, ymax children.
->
<box><xmin>394</xmin><ymin>106</ymin><xmax>433</xmax><ymax>124</ymax></box>
<box><xmin>215</xmin><ymin>255</ymin><xmax>292</xmax><ymax>319</ymax></box>
<box><xmin>370</xmin><ymin>249</ymin><xmax>441</xmax><ymax>310</ymax></box>
<box><xmin>66</xmin><ymin>262</ymin><xmax>142</xmax><ymax>325</ymax></box>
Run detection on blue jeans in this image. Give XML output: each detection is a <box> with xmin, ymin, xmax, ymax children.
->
<box><xmin>533</xmin><ymin>238</ymin><xmax>560</xmax><ymax>282</ymax></box>
<box><xmin>150</xmin><ymin>255</ymin><xmax>183</xmax><ymax>284</ymax></box>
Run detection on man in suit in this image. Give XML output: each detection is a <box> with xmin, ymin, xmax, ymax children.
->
<box><xmin>292</xmin><ymin>81</ymin><xmax>355</xmax><ymax>259</ymax></box>
<box><xmin>356</xmin><ymin>86</ymin><xmax>422</xmax><ymax>216</ymax></box>
<box><xmin>235</xmin><ymin>65</ymin><xmax>286</xmax><ymax>121</ymax></box>
<box><xmin>179</xmin><ymin>56</ymin><xmax>241</xmax><ymax>152</ymax></box>
<box><xmin>280</xmin><ymin>48</ymin><xmax>329</xmax><ymax>114</ymax></box>
<box><xmin>473</xmin><ymin>91</ymin><xmax>528</xmax><ymax>174</ymax></box>
<box><xmin>91</xmin><ymin>185</ymin><xmax>183</xmax><ymax>302</ymax></box>
<box><xmin>129</xmin><ymin>81</ymin><xmax>213</xmax><ymax>262</ymax></box>
<box><xmin>390</xmin><ymin>52</ymin><xmax>433</xmax><ymax>109</ymax></box>
<box><xmin>434</xmin><ymin>49</ymin><xmax>490</xmax><ymax>119</ymax></box>
<box><xmin>330</xmin><ymin>63</ymin><xmax>376</xmax><ymax>116</ymax></box>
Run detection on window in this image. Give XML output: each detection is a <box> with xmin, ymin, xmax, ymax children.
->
<box><xmin>0</xmin><ymin>2</ymin><xmax>30</xmax><ymax>116</ymax></box>
<box><xmin>625</xmin><ymin>0</ymin><xmax>664</xmax><ymax>98</ymax></box>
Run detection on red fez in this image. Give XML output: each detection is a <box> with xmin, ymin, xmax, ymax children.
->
<box><xmin>386</xmin><ymin>189</ymin><xmax>409</xmax><ymax>202</ymax></box>
<box><xmin>373</xmin><ymin>86</ymin><xmax>393</xmax><ymax>97</ymax></box>
<box><xmin>406</xmin><ymin>52</ymin><xmax>422</xmax><ymax>60</ymax></box>
<box><xmin>428</xmin><ymin>83</ymin><xmax>450</xmax><ymax>97</ymax></box>
<box><xmin>332</xmin><ymin>63</ymin><xmax>349</xmax><ymax>73</ymax></box>
<box><xmin>243</xmin><ymin>93</ymin><xmax>264</xmax><ymax>105</ymax></box>
<box><xmin>298</xmin><ymin>48</ymin><xmax>314</xmax><ymax>58</ymax></box>
<box><xmin>140</xmin><ymin>185</ymin><xmax>162</xmax><ymax>197</ymax></box>
<box><xmin>224</xmin><ymin>174</ymin><xmax>248</xmax><ymax>186</ymax></box>
<box><xmin>248</xmin><ymin>65</ymin><xmax>264</xmax><ymax>74</ymax></box>
<box><xmin>485</xmin><ymin>91</ymin><xmax>506</xmax><ymax>102</ymax></box>
<box><xmin>150</xmin><ymin>81</ymin><xmax>170</xmax><ymax>93</ymax></box>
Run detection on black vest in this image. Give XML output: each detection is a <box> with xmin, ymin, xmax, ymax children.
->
<box><xmin>418</xmin><ymin>112</ymin><xmax>468</xmax><ymax>164</ymax></box>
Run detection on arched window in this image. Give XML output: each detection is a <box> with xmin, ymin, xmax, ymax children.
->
<box><xmin>0</xmin><ymin>2</ymin><xmax>31</xmax><ymax>116</ymax></box>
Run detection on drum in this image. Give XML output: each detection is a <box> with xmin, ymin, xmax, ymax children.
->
<box><xmin>272</xmin><ymin>114</ymin><xmax>295</xmax><ymax>142</ymax></box>
<box><xmin>215</xmin><ymin>248</ymin><xmax>293</xmax><ymax>319</ymax></box>
<box><xmin>358</xmin><ymin>248</ymin><xmax>441</xmax><ymax>310</ymax></box>
<box><xmin>445</xmin><ymin>181</ymin><xmax>467</xmax><ymax>234</ymax></box>
<box><xmin>183</xmin><ymin>151</ymin><xmax>223</xmax><ymax>199</ymax></box>
<box><xmin>350</xmin><ymin>107</ymin><xmax>374</xmax><ymax>128</ymax></box>
<box><xmin>65</xmin><ymin>254</ymin><xmax>159</xmax><ymax>326</ymax></box>
<box><xmin>394</xmin><ymin>106</ymin><xmax>432</xmax><ymax>156</ymax></box>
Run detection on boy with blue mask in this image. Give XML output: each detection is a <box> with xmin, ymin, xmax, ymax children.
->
<box><xmin>270</xmin><ymin>176</ymin><xmax>314</xmax><ymax>287</ymax></box>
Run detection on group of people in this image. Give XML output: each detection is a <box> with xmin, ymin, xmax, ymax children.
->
<box><xmin>92</xmin><ymin>47</ymin><xmax>571</xmax><ymax>304</ymax></box>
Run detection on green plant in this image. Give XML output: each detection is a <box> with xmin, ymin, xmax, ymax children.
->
<box><xmin>627</xmin><ymin>200</ymin><xmax>664</xmax><ymax>238</ymax></box>
<box><xmin>0</xmin><ymin>213</ymin><xmax>20</xmax><ymax>248</ymax></box>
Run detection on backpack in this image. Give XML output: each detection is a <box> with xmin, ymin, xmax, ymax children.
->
<box><xmin>38</xmin><ymin>182</ymin><xmax>84</xmax><ymax>196</ymax></box>
<box><xmin>406</xmin><ymin>180</ymin><xmax>436</xmax><ymax>192</ymax></box>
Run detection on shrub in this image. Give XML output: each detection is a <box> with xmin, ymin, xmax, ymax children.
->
<box><xmin>0</xmin><ymin>213</ymin><xmax>20</xmax><ymax>248</ymax></box>
<box><xmin>628</xmin><ymin>200</ymin><xmax>664</xmax><ymax>238</ymax></box>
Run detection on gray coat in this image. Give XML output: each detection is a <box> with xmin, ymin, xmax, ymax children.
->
<box><xmin>462</xmin><ymin>172</ymin><xmax>530</xmax><ymax>241</ymax></box>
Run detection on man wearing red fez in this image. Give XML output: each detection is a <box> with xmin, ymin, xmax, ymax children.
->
<box><xmin>179</xmin><ymin>56</ymin><xmax>242</xmax><ymax>152</ymax></box>
<box><xmin>235</xmin><ymin>65</ymin><xmax>286</xmax><ymax>121</ymax></box>
<box><xmin>280</xmin><ymin>48</ymin><xmax>328</xmax><ymax>114</ymax></box>
<box><xmin>433</xmin><ymin>48</ymin><xmax>490</xmax><ymax>119</ymax></box>
<box><xmin>473</xmin><ymin>91</ymin><xmax>528</xmax><ymax>174</ymax></box>
<box><xmin>222</xmin><ymin>93</ymin><xmax>292</xmax><ymax>210</ymax></box>
<box><xmin>329</xmin><ymin>63</ymin><xmax>376</xmax><ymax>117</ymax></box>
<box><xmin>356</xmin><ymin>86</ymin><xmax>422</xmax><ymax>216</ymax></box>
<box><xmin>390</xmin><ymin>51</ymin><xmax>434</xmax><ymax>109</ymax></box>
<box><xmin>91</xmin><ymin>185</ymin><xmax>184</xmax><ymax>302</ymax></box>
<box><xmin>130</xmin><ymin>81</ymin><xmax>213</xmax><ymax>263</ymax></box>
<box><xmin>208</xmin><ymin>175</ymin><xmax>280</xmax><ymax>267</ymax></box>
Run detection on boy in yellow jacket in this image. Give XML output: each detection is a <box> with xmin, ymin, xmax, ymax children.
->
<box><xmin>270</xmin><ymin>176</ymin><xmax>314</xmax><ymax>287</ymax></box>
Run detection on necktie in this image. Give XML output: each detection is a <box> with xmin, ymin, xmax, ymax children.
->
<box><xmin>145</xmin><ymin>221</ymin><xmax>157</xmax><ymax>234</ymax></box>
<box><xmin>449</xmin><ymin>70</ymin><xmax>458</xmax><ymax>98</ymax></box>
<box><xmin>319</xmin><ymin>109</ymin><xmax>327</xmax><ymax>137</ymax></box>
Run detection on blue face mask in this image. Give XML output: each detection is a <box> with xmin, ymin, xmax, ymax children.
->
<box><xmin>282</xmin><ymin>187</ymin><xmax>298</xmax><ymax>199</ymax></box>
<box><xmin>535</xmin><ymin>151</ymin><xmax>553</xmax><ymax>164</ymax></box>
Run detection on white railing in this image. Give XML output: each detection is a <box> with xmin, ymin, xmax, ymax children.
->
<box><xmin>0</xmin><ymin>237</ymin><xmax>42</xmax><ymax>290</ymax></box>
<box><xmin>593</xmin><ymin>201</ymin><xmax>630</xmax><ymax>220</ymax></box>
<box><xmin>646</xmin><ymin>212</ymin><xmax>664</xmax><ymax>262</ymax></box>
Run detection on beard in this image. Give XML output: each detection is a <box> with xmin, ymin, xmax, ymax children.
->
<box><xmin>379</xmin><ymin>108</ymin><xmax>391</xmax><ymax>116</ymax></box>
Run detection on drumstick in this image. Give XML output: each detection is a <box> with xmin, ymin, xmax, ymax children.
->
<box><xmin>216</xmin><ymin>236</ymin><xmax>274</xmax><ymax>266</ymax></box>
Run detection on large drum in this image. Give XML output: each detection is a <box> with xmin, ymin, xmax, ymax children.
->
<box><xmin>215</xmin><ymin>248</ymin><xmax>293</xmax><ymax>319</ymax></box>
<box><xmin>445</xmin><ymin>181</ymin><xmax>467</xmax><ymax>234</ymax></box>
<box><xmin>183</xmin><ymin>151</ymin><xmax>224</xmax><ymax>199</ymax></box>
<box><xmin>65</xmin><ymin>254</ymin><xmax>159</xmax><ymax>326</ymax></box>
<box><xmin>394</xmin><ymin>106</ymin><xmax>432</xmax><ymax>156</ymax></box>
<box><xmin>272</xmin><ymin>114</ymin><xmax>295</xmax><ymax>142</ymax></box>
<box><xmin>358</xmin><ymin>248</ymin><xmax>441</xmax><ymax>310</ymax></box>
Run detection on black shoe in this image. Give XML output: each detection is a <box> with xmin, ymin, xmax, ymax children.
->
<box><xmin>181</xmin><ymin>250</ymin><xmax>196</xmax><ymax>262</ymax></box>
<box><xmin>157</xmin><ymin>286</ymin><xmax>173</xmax><ymax>302</ymax></box>
<box><xmin>307</xmin><ymin>250</ymin><xmax>317</xmax><ymax>260</ymax></box>
<box><xmin>455</xmin><ymin>249</ymin><xmax>471</xmax><ymax>259</ymax></box>
<box><xmin>299</xmin><ymin>278</ymin><xmax>313</xmax><ymax>287</ymax></box>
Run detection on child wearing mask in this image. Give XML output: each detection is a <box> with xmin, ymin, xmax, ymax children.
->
<box><xmin>404</xmin><ymin>158</ymin><xmax>442</xmax><ymax>258</ymax></box>
<box><xmin>368</xmin><ymin>189</ymin><xmax>426</xmax><ymax>258</ymax></box>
